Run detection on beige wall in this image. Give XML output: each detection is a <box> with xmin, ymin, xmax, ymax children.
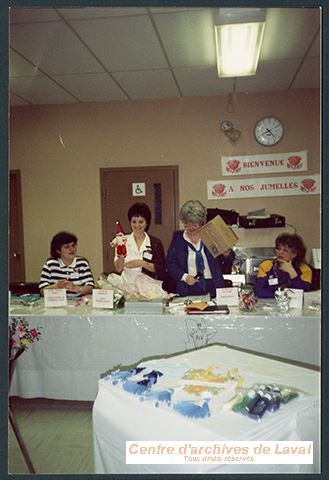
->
<box><xmin>10</xmin><ymin>88</ymin><xmax>321</xmax><ymax>282</ymax></box>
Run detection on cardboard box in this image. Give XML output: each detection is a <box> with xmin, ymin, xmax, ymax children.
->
<box><xmin>199</xmin><ymin>215</ymin><xmax>239</xmax><ymax>257</ymax></box>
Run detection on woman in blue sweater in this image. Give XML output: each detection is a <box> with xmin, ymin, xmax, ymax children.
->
<box><xmin>256</xmin><ymin>233</ymin><xmax>312</xmax><ymax>298</ymax></box>
<box><xmin>166</xmin><ymin>200</ymin><xmax>228</xmax><ymax>298</ymax></box>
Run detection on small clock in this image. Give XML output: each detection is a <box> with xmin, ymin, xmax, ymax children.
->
<box><xmin>254</xmin><ymin>116</ymin><xmax>284</xmax><ymax>146</ymax></box>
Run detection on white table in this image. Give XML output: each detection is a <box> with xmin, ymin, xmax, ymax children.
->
<box><xmin>9</xmin><ymin>299</ymin><xmax>320</xmax><ymax>401</ymax></box>
<box><xmin>92</xmin><ymin>345</ymin><xmax>320</xmax><ymax>474</ymax></box>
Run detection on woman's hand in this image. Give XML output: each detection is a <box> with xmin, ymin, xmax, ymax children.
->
<box><xmin>125</xmin><ymin>259</ymin><xmax>144</xmax><ymax>269</ymax></box>
<box><xmin>185</xmin><ymin>275</ymin><xmax>199</xmax><ymax>286</ymax></box>
<box><xmin>56</xmin><ymin>280</ymin><xmax>76</xmax><ymax>291</ymax></box>
<box><xmin>279</xmin><ymin>260</ymin><xmax>298</xmax><ymax>279</ymax></box>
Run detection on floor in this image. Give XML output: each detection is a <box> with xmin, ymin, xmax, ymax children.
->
<box><xmin>8</xmin><ymin>397</ymin><xmax>94</xmax><ymax>475</ymax></box>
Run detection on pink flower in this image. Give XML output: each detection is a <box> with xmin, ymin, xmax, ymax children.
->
<box><xmin>16</xmin><ymin>324</ymin><xmax>27</xmax><ymax>337</ymax></box>
<box><xmin>287</xmin><ymin>155</ymin><xmax>302</xmax><ymax>169</ymax></box>
<box><xmin>300</xmin><ymin>178</ymin><xmax>316</xmax><ymax>193</ymax></box>
<box><xmin>211</xmin><ymin>183</ymin><xmax>227</xmax><ymax>197</ymax></box>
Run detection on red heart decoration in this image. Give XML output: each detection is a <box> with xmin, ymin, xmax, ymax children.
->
<box><xmin>212</xmin><ymin>183</ymin><xmax>226</xmax><ymax>197</ymax></box>
<box><xmin>287</xmin><ymin>155</ymin><xmax>302</xmax><ymax>169</ymax></box>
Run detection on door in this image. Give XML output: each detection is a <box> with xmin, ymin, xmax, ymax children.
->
<box><xmin>100</xmin><ymin>166</ymin><xmax>179</xmax><ymax>274</ymax></box>
<box><xmin>9</xmin><ymin>170</ymin><xmax>26</xmax><ymax>282</ymax></box>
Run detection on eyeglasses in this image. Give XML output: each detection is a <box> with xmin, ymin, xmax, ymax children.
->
<box><xmin>184</xmin><ymin>222</ymin><xmax>200</xmax><ymax>228</ymax></box>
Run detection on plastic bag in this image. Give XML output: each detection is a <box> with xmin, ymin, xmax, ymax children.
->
<box><xmin>100</xmin><ymin>272</ymin><xmax>167</xmax><ymax>300</ymax></box>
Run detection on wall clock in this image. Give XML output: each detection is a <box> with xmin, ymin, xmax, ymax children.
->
<box><xmin>254</xmin><ymin>116</ymin><xmax>284</xmax><ymax>146</ymax></box>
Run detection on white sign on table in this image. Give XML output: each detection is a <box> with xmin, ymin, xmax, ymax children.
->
<box><xmin>92</xmin><ymin>289</ymin><xmax>114</xmax><ymax>309</ymax></box>
<box><xmin>287</xmin><ymin>288</ymin><xmax>304</xmax><ymax>309</ymax></box>
<box><xmin>216</xmin><ymin>287</ymin><xmax>239</xmax><ymax>306</ymax></box>
<box><xmin>44</xmin><ymin>288</ymin><xmax>67</xmax><ymax>307</ymax></box>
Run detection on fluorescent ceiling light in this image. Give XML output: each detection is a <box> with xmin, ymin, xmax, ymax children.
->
<box><xmin>214</xmin><ymin>8</ymin><xmax>266</xmax><ymax>77</ymax></box>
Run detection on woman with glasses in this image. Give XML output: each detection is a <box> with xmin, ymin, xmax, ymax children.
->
<box><xmin>256</xmin><ymin>233</ymin><xmax>312</xmax><ymax>298</ymax></box>
<box><xmin>166</xmin><ymin>200</ymin><xmax>228</xmax><ymax>298</ymax></box>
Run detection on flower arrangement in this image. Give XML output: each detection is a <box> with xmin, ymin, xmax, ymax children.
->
<box><xmin>9</xmin><ymin>317</ymin><xmax>42</xmax><ymax>361</ymax></box>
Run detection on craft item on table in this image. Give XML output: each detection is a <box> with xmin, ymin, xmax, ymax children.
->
<box><xmin>123</xmin><ymin>379</ymin><xmax>153</xmax><ymax>395</ymax></box>
<box><xmin>280</xmin><ymin>387</ymin><xmax>299</xmax><ymax>403</ymax></box>
<box><xmin>173</xmin><ymin>398</ymin><xmax>211</xmax><ymax>419</ymax></box>
<box><xmin>239</xmin><ymin>285</ymin><xmax>257</xmax><ymax>311</ymax></box>
<box><xmin>183</xmin><ymin>384</ymin><xmax>223</xmax><ymax>396</ymax></box>
<box><xmin>142</xmin><ymin>370</ymin><xmax>163</xmax><ymax>385</ymax></box>
<box><xmin>139</xmin><ymin>388</ymin><xmax>174</xmax><ymax>407</ymax></box>
<box><xmin>185</xmin><ymin>302</ymin><xmax>230</xmax><ymax>315</ymax></box>
<box><xmin>182</xmin><ymin>366</ymin><xmax>242</xmax><ymax>384</ymax></box>
<box><xmin>110</xmin><ymin>221</ymin><xmax>127</xmax><ymax>257</ymax></box>
<box><xmin>227</xmin><ymin>383</ymin><xmax>300</xmax><ymax>421</ymax></box>
<box><xmin>106</xmin><ymin>367</ymin><xmax>146</xmax><ymax>385</ymax></box>
<box><xmin>122</xmin><ymin>369</ymin><xmax>164</xmax><ymax>395</ymax></box>
<box><xmin>103</xmin><ymin>272</ymin><xmax>167</xmax><ymax>300</ymax></box>
<box><xmin>67</xmin><ymin>295</ymin><xmax>90</xmax><ymax>308</ymax></box>
<box><xmin>11</xmin><ymin>294</ymin><xmax>40</xmax><ymax>306</ymax></box>
<box><xmin>275</xmin><ymin>287</ymin><xmax>290</xmax><ymax>313</ymax></box>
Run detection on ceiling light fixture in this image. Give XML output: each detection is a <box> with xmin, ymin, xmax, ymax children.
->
<box><xmin>214</xmin><ymin>8</ymin><xmax>266</xmax><ymax>77</ymax></box>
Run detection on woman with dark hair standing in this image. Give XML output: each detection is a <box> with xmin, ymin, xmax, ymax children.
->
<box><xmin>39</xmin><ymin>231</ymin><xmax>94</xmax><ymax>297</ymax></box>
<box><xmin>113</xmin><ymin>202</ymin><xmax>166</xmax><ymax>282</ymax></box>
<box><xmin>256</xmin><ymin>233</ymin><xmax>312</xmax><ymax>298</ymax></box>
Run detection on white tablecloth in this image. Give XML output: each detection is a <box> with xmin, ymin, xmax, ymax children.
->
<box><xmin>9</xmin><ymin>300</ymin><xmax>320</xmax><ymax>401</ymax></box>
<box><xmin>92</xmin><ymin>345</ymin><xmax>320</xmax><ymax>474</ymax></box>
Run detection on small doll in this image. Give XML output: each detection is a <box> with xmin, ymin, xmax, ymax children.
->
<box><xmin>110</xmin><ymin>221</ymin><xmax>127</xmax><ymax>257</ymax></box>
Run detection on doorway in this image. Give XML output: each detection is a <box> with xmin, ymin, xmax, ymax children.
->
<box><xmin>100</xmin><ymin>166</ymin><xmax>179</xmax><ymax>273</ymax></box>
<box><xmin>9</xmin><ymin>170</ymin><xmax>26</xmax><ymax>282</ymax></box>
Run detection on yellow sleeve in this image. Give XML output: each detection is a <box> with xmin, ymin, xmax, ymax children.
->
<box><xmin>257</xmin><ymin>260</ymin><xmax>273</xmax><ymax>278</ymax></box>
<box><xmin>300</xmin><ymin>263</ymin><xmax>312</xmax><ymax>284</ymax></box>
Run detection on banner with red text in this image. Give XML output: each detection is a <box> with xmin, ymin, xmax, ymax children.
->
<box><xmin>221</xmin><ymin>151</ymin><xmax>308</xmax><ymax>176</ymax></box>
<box><xmin>208</xmin><ymin>174</ymin><xmax>320</xmax><ymax>200</ymax></box>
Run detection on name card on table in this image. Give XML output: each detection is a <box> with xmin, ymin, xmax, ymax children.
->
<box><xmin>287</xmin><ymin>288</ymin><xmax>304</xmax><ymax>309</ymax></box>
<box><xmin>44</xmin><ymin>289</ymin><xmax>67</xmax><ymax>307</ymax></box>
<box><xmin>223</xmin><ymin>274</ymin><xmax>246</xmax><ymax>287</ymax></box>
<box><xmin>216</xmin><ymin>287</ymin><xmax>239</xmax><ymax>306</ymax></box>
<box><xmin>92</xmin><ymin>289</ymin><xmax>114</xmax><ymax>309</ymax></box>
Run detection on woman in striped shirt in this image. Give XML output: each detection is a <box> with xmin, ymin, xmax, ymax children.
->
<box><xmin>39</xmin><ymin>231</ymin><xmax>94</xmax><ymax>297</ymax></box>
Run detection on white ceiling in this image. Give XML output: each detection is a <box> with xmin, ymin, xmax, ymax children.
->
<box><xmin>9</xmin><ymin>6</ymin><xmax>321</xmax><ymax>106</ymax></box>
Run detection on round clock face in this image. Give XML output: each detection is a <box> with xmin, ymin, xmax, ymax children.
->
<box><xmin>254</xmin><ymin>116</ymin><xmax>284</xmax><ymax>146</ymax></box>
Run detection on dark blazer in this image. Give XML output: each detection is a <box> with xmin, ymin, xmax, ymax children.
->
<box><xmin>141</xmin><ymin>234</ymin><xmax>166</xmax><ymax>282</ymax></box>
<box><xmin>166</xmin><ymin>230</ymin><xmax>225</xmax><ymax>296</ymax></box>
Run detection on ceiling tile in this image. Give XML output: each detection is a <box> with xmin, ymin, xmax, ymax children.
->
<box><xmin>58</xmin><ymin>7</ymin><xmax>148</xmax><ymax>19</ymax></box>
<box><xmin>10</xmin><ymin>21</ymin><xmax>104</xmax><ymax>74</ymax></box>
<box><xmin>10</xmin><ymin>76</ymin><xmax>78</xmax><ymax>105</ymax></box>
<box><xmin>291</xmin><ymin>56</ymin><xmax>320</xmax><ymax>89</ymax></box>
<box><xmin>10</xmin><ymin>49</ymin><xmax>41</xmax><ymax>77</ymax></box>
<box><xmin>261</xmin><ymin>7</ymin><xmax>321</xmax><ymax>61</ymax></box>
<box><xmin>112</xmin><ymin>69</ymin><xmax>180</xmax><ymax>99</ymax></box>
<box><xmin>52</xmin><ymin>73</ymin><xmax>128</xmax><ymax>101</ymax></box>
<box><xmin>70</xmin><ymin>15</ymin><xmax>167</xmax><ymax>71</ymax></box>
<box><xmin>173</xmin><ymin>66</ymin><xmax>233</xmax><ymax>97</ymax></box>
<box><xmin>10</xmin><ymin>7</ymin><xmax>60</xmax><ymax>23</ymax></box>
<box><xmin>10</xmin><ymin>92</ymin><xmax>31</xmax><ymax>106</ymax></box>
<box><xmin>236</xmin><ymin>59</ymin><xmax>302</xmax><ymax>93</ymax></box>
<box><xmin>153</xmin><ymin>9</ymin><xmax>216</xmax><ymax>67</ymax></box>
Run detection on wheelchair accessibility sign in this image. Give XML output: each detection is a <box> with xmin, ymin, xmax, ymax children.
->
<box><xmin>132</xmin><ymin>183</ymin><xmax>146</xmax><ymax>197</ymax></box>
